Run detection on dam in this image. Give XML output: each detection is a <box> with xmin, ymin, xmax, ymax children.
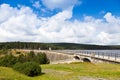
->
<box><xmin>21</xmin><ymin>49</ymin><xmax>120</xmax><ymax>64</ymax></box>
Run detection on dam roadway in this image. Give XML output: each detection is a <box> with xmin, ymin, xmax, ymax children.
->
<box><xmin>20</xmin><ymin>49</ymin><xmax>120</xmax><ymax>64</ymax></box>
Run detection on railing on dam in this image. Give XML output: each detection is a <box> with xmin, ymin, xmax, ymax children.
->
<box><xmin>78</xmin><ymin>51</ymin><xmax>120</xmax><ymax>62</ymax></box>
<box><xmin>54</xmin><ymin>50</ymin><xmax>120</xmax><ymax>63</ymax></box>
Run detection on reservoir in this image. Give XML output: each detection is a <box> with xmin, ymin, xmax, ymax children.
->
<box><xmin>54</xmin><ymin>50</ymin><xmax>120</xmax><ymax>57</ymax></box>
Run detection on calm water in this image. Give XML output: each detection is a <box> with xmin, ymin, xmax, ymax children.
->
<box><xmin>55</xmin><ymin>50</ymin><xmax>120</xmax><ymax>57</ymax></box>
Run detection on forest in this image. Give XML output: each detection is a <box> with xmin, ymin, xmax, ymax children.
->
<box><xmin>0</xmin><ymin>42</ymin><xmax>120</xmax><ymax>50</ymax></box>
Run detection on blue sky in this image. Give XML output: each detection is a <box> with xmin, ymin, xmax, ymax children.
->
<box><xmin>0</xmin><ymin>0</ymin><xmax>120</xmax><ymax>45</ymax></box>
<box><xmin>73</xmin><ymin>0</ymin><xmax>120</xmax><ymax>19</ymax></box>
<box><xmin>1</xmin><ymin>0</ymin><xmax>120</xmax><ymax>19</ymax></box>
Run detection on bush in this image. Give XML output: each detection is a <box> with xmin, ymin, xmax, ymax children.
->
<box><xmin>36</xmin><ymin>53</ymin><xmax>50</xmax><ymax>64</ymax></box>
<box><xmin>13</xmin><ymin>62</ymin><xmax>41</xmax><ymax>77</ymax></box>
<box><xmin>0</xmin><ymin>49</ymin><xmax>9</xmax><ymax>55</ymax></box>
<box><xmin>16</xmin><ymin>54</ymin><xmax>26</xmax><ymax>63</ymax></box>
<box><xmin>0</xmin><ymin>54</ymin><xmax>17</xmax><ymax>67</ymax></box>
<box><xmin>0</xmin><ymin>51</ymin><xmax>49</xmax><ymax>68</ymax></box>
<box><xmin>27</xmin><ymin>51</ymin><xmax>36</xmax><ymax>62</ymax></box>
<box><xmin>26</xmin><ymin>52</ymin><xmax>49</xmax><ymax>64</ymax></box>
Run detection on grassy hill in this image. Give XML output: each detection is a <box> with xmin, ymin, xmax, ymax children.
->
<box><xmin>0</xmin><ymin>42</ymin><xmax>120</xmax><ymax>50</ymax></box>
<box><xmin>0</xmin><ymin>63</ymin><xmax>120</xmax><ymax>80</ymax></box>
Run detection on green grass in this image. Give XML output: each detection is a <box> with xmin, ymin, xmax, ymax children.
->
<box><xmin>0</xmin><ymin>67</ymin><xmax>32</xmax><ymax>80</ymax></box>
<box><xmin>0</xmin><ymin>63</ymin><xmax>120</xmax><ymax>80</ymax></box>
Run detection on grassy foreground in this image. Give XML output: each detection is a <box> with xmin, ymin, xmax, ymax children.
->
<box><xmin>0</xmin><ymin>63</ymin><xmax>120</xmax><ymax>80</ymax></box>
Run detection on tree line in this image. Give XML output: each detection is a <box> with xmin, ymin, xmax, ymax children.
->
<box><xmin>0</xmin><ymin>42</ymin><xmax>120</xmax><ymax>50</ymax></box>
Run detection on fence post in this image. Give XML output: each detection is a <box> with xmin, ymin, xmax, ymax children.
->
<box><xmin>103</xmin><ymin>53</ymin><xmax>104</xmax><ymax>58</ymax></box>
<box><xmin>110</xmin><ymin>53</ymin><xmax>112</xmax><ymax>60</ymax></box>
<box><xmin>98</xmin><ymin>52</ymin><xmax>99</xmax><ymax>57</ymax></box>
<box><xmin>108</xmin><ymin>53</ymin><xmax>110</xmax><ymax>59</ymax></box>
<box><xmin>91</xmin><ymin>53</ymin><xmax>95</xmax><ymax>57</ymax></box>
<box><xmin>115</xmin><ymin>53</ymin><xmax>117</xmax><ymax>61</ymax></box>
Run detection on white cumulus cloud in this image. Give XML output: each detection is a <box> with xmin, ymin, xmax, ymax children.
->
<box><xmin>41</xmin><ymin>0</ymin><xmax>80</xmax><ymax>10</ymax></box>
<box><xmin>0</xmin><ymin>4</ymin><xmax>120</xmax><ymax>45</ymax></box>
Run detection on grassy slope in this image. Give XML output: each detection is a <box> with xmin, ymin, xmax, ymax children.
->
<box><xmin>0</xmin><ymin>67</ymin><xmax>32</xmax><ymax>80</ymax></box>
<box><xmin>0</xmin><ymin>63</ymin><xmax>120</xmax><ymax>80</ymax></box>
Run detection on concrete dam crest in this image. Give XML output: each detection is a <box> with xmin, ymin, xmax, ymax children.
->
<box><xmin>20</xmin><ymin>50</ymin><xmax>120</xmax><ymax>64</ymax></box>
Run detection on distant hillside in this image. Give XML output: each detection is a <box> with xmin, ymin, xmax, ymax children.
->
<box><xmin>0</xmin><ymin>42</ymin><xmax>120</xmax><ymax>50</ymax></box>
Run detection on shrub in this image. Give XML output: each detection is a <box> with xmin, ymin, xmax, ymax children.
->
<box><xmin>27</xmin><ymin>51</ymin><xmax>36</xmax><ymax>62</ymax></box>
<box><xmin>0</xmin><ymin>49</ymin><xmax>9</xmax><ymax>55</ymax></box>
<box><xmin>13</xmin><ymin>62</ymin><xmax>41</xmax><ymax>77</ymax></box>
<box><xmin>0</xmin><ymin>54</ymin><xmax>17</xmax><ymax>67</ymax></box>
<box><xmin>0</xmin><ymin>51</ymin><xmax>49</xmax><ymax>68</ymax></box>
<box><xmin>16</xmin><ymin>54</ymin><xmax>26</xmax><ymax>63</ymax></box>
<box><xmin>26</xmin><ymin>52</ymin><xmax>49</xmax><ymax>64</ymax></box>
<box><xmin>36</xmin><ymin>53</ymin><xmax>50</xmax><ymax>64</ymax></box>
<box><xmin>16</xmin><ymin>51</ymin><xmax>21</xmax><ymax>54</ymax></box>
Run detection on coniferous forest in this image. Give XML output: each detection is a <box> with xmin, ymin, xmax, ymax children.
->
<box><xmin>0</xmin><ymin>42</ymin><xmax>120</xmax><ymax>50</ymax></box>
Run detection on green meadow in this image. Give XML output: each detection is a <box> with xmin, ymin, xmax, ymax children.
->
<box><xmin>0</xmin><ymin>63</ymin><xmax>120</xmax><ymax>80</ymax></box>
